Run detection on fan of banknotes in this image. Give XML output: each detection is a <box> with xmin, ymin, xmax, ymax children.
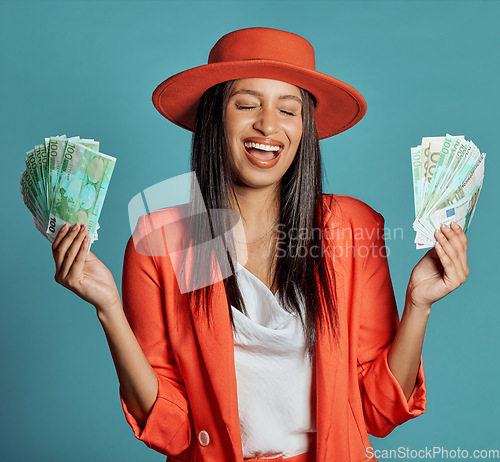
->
<box><xmin>20</xmin><ymin>135</ymin><xmax>116</xmax><ymax>245</ymax></box>
<box><xmin>411</xmin><ymin>134</ymin><xmax>485</xmax><ymax>249</ymax></box>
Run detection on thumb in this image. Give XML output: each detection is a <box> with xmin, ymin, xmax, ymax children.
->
<box><xmin>86</xmin><ymin>250</ymin><xmax>99</xmax><ymax>262</ymax></box>
<box><xmin>425</xmin><ymin>247</ymin><xmax>439</xmax><ymax>259</ymax></box>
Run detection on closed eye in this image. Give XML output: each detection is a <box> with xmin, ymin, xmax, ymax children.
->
<box><xmin>280</xmin><ymin>110</ymin><xmax>296</xmax><ymax>116</ymax></box>
<box><xmin>236</xmin><ymin>105</ymin><xmax>255</xmax><ymax>110</ymax></box>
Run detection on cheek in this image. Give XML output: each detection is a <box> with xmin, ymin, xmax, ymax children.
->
<box><xmin>286</xmin><ymin>122</ymin><xmax>303</xmax><ymax>164</ymax></box>
<box><xmin>224</xmin><ymin>122</ymin><xmax>239</xmax><ymax>154</ymax></box>
<box><xmin>226</xmin><ymin>118</ymin><xmax>247</xmax><ymax>148</ymax></box>
<box><xmin>225</xmin><ymin>109</ymin><xmax>249</xmax><ymax>131</ymax></box>
<box><xmin>289</xmin><ymin>121</ymin><xmax>303</xmax><ymax>147</ymax></box>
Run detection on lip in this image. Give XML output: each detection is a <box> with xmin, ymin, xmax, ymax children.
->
<box><xmin>242</xmin><ymin>137</ymin><xmax>284</xmax><ymax>169</ymax></box>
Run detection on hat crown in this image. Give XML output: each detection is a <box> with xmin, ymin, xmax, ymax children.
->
<box><xmin>153</xmin><ymin>27</ymin><xmax>366</xmax><ymax>139</ymax></box>
<box><xmin>208</xmin><ymin>27</ymin><xmax>316</xmax><ymax>70</ymax></box>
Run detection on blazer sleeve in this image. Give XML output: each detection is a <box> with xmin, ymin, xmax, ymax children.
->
<box><xmin>119</xmin><ymin>215</ymin><xmax>192</xmax><ymax>456</ymax></box>
<box><xmin>356</xmin><ymin>212</ymin><xmax>426</xmax><ymax>437</ymax></box>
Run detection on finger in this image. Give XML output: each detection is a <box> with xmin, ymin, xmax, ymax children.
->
<box><xmin>434</xmin><ymin>235</ymin><xmax>454</xmax><ymax>270</ymax></box>
<box><xmin>443</xmin><ymin>222</ymin><xmax>468</xmax><ymax>276</ymax></box>
<box><xmin>450</xmin><ymin>221</ymin><xmax>467</xmax><ymax>250</ymax></box>
<box><xmin>52</xmin><ymin>223</ymin><xmax>69</xmax><ymax>250</ymax></box>
<box><xmin>436</xmin><ymin>225</ymin><xmax>460</xmax><ymax>261</ymax></box>
<box><xmin>450</xmin><ymin>222</ymin><xmax>469</xmax><ymax>276</ymax></box>
<box><xmin>59</xmin><ymin>225</ymin><xmax>88</xmax><ymax>280</ymax></box>
<box><xmin>434</xmin><ymin>240</ymin><xmax>460</xmax><ymax>285</ymax></box>
<box><xmin>449</xmin><ymin>221</ymin><xmax>467</xmax><ymax>252</ymax></box>
<box><xmin>450</xmin><ymin>222</ymin><xmax>469</xmax><ymax>273</ymax></box>
<box><xmin>66</xmin><ymin>233</ymin><xmax>91</xmax><ymax>286</ymax></box>
<box><xmin>53</xmin><ymin>223</ymin><xmax>82</xmax><ymax>273</ymax></box>
<box><xmin>435</xmin><ymin>228</ymin><xmax>466</xmax><ymax>286</ymax></box>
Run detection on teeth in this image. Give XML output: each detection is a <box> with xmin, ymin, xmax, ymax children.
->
<box><xmin>244</xmin><ymin>141</ymin><xmax>281</xmax><ymax>152</ymax></box>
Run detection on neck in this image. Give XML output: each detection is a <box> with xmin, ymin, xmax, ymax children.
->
<box><xmin>229</xmin><ymin>183</ymin><xmax>281</xmax><ymax>235</ymax></box>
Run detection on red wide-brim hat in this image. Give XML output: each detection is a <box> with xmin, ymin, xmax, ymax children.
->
<box><xmin>152</xmin><ymin>27</ymin><xmax>367</xmax><ymax>140</ymax></box>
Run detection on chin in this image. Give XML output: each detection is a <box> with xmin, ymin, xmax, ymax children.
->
<box><xmin>234</xmin><ymin>170</ymin><xmax>283</xmax><ymax>190</ymax></box>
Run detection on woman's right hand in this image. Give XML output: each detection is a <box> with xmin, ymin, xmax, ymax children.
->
<box><xmin>52</xmin><ymin>223</ymin><xmax>121</xmax><ymax>314</ymax></box>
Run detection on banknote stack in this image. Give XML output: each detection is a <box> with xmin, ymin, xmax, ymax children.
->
<box><xmin>411</xmin><ymin>134</ymin><xmax>485</xmax><ymax>249</ymax></box>
<box><xmin>20</xmin><ymin>135</ymin><xmax>116</xmax><ymax>245</ymax></box>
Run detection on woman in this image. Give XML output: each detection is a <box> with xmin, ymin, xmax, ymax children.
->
<box><xmin>51</xmin><ymin>28</ymin><xmax>469</xmax><ymax>462</ymax></box>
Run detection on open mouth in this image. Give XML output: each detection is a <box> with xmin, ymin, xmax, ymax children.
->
<box><xmin>243</xmin><ymin>139</ymin><xmax>284</xmax><ymax>168</ymax></box>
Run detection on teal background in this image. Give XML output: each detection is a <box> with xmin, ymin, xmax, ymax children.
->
<box><xmin>1</xmin><ymin>0</ymin><xmax>499</xmax><ymax>460</ymax></box>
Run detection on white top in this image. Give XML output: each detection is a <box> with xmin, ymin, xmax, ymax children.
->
<box><xmin>230</xmin><ymin>261</ymin><xmax>316</xmax><ymax>459</ymax></box>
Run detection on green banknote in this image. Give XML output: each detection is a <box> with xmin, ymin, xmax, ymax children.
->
<box><xmin>410</xmin><ymin>134</ymin><xmax>485</xmax><ymax>249</ymax></box>
<box><xmin>411</xmin><ymin>146</ymin><xmax>422</xmax><ymax>218</ymax></box>
<box><xmin>20</xmin><ymin>135</ymin><xmax>116</xmax><ymax>245</ymax></box>
<box><xmin>46</xmin><ymin>141</ymin><xmax>116</xmax><ymax>242</ymax></box>
<box><xmin>420</xmin><ymin>136</ymin><xmax>444</xmax><ymax>201</ymax></box>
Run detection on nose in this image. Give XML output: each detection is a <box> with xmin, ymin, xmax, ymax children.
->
<box><xmin>253</xmin><ymin>105</ymin><xmax>278</xmax><ymax>136</ymax></box>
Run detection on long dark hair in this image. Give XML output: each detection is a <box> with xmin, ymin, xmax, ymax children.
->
<box><xmin>185</xmin><ymin>79</ymin><xmax>338</xmax><ymax>360</ymax></box>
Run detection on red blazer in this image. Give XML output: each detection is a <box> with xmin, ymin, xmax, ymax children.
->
<box><xmin>119</xmin><ymin>194</ymin><xmax>426</xmax><ymax>462</ymax></box>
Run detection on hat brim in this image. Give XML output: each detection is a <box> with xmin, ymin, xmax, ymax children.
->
<box><xmin>152</xmin><ymin>59</ymin><xmax>367</xmax><ymax>140</ymax></box>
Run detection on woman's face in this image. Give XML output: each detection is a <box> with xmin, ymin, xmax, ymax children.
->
<box><xmin>225</xmin><ymin>78</ymin><xmax>303</xmax><ymax>189</ymax></box>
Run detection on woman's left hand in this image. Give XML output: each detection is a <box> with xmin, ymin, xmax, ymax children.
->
<box><xmin>406</xmin><ymin>221</ymin><xmax>469</xmax><ymax>311</ymax></box>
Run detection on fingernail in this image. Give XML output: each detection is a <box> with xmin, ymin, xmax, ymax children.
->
<box><xmin>62</xmin><ymin>223</ymin><xmax>68</xmax><ymax>230</ymax></box>
<box><xmin>71</xmin><ymin>223</ymin><xmax>78</xmax><ymax>230</ymax></box>
<box><xmin>441</xmin><ymin>224</ymin><xmax>450</xmax><ymax>232</ymax></box>
<box><xmin>451</xmin><ymin>221</ymin><xmax>458</xmax><ymax>229</ymax></box>
<box><xmin>80</xmin><ymin>224</ymin><xmax>87</xmax><ymax>233</ymax></box>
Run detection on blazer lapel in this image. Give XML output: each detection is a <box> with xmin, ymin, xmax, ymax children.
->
<box><xmin>191</xmin><ymin>278</ymin><xmax>244</xmax><ymax>461</ymax></box>
<box><xmin>315</xmin><ymin>316</ymin><xmax>344</xmax><ymax>459</ymax></box>
<box><xmin>314</xmin><ymin>195</ymin><xmax>345</xmax><ymax>459</ymax></box>
<box><xmin>186</xmin><ymin>195</ymin><xmax>339</xmax><ymax>461</ymax></box>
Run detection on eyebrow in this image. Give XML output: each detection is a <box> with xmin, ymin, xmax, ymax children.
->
<box><xmin>230</xmin><ymin>89</ymin><xmax>302</xmax><ymax>104</ymax></box>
